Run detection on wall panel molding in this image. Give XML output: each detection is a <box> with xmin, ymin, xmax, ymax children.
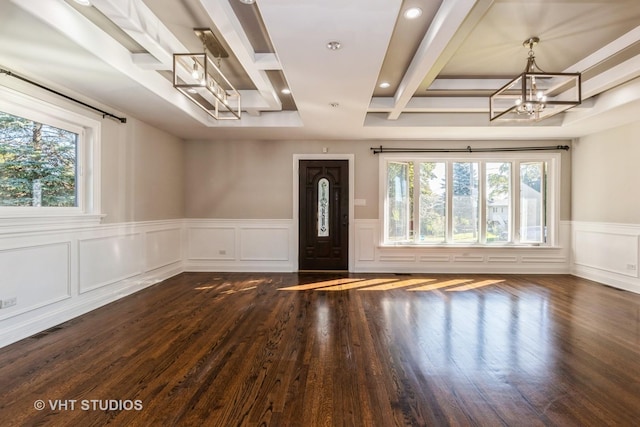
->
<box><xmin>184</xmin><ymin>219</ymin><xmax>294</xmax><ymax>272</ymax></box>
<box><xmin>78</xmin><ymin>233</ymin><xmax>143</xmax><ymax>293</ymax></box>
<box><xmin>571</xmin><ymin>221</ymin><xmax>640</xmax><ymax>294</ymax></box>
<box><xmin>145</xmin><ymin>227</ymin><xmax>183</xmax><ymax>272</ymax></box>
<box><xmin>354</xmin><ymin>219</ymin><xmax>572</xmax><ymax>274</ymax></box>
<box><xmin>0</xmin><ymin>219</ymin><xmax>185</xmax><ymax>348</ymax></box>
<box><xmin>0</xmin><ymin>242</ymin><xmax>71</xmax><ymax>321</ymax></box>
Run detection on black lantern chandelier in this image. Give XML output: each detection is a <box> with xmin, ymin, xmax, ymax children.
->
<box><xmin>490</xmin><ymin>37</ymin><xmax>581</xmax><ymax>123</ymax></box>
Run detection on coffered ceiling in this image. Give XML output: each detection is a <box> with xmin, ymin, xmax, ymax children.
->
<box><xmin>1</xmin><ymin>0</ymin><xmax>639</xmax><ymax>141</ymax></box>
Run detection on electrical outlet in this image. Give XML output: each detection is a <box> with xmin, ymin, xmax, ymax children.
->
<box><xmin>627</xmin><ymin>264</ymin><xmax>637</xmax><ymax>271</ymax></box>
<box><xmin>219</xmin><ymin>249</ymin><xmax>227</xmax><ymax>255</ymax></box>
<box><xmin>0</xmin><ymin>297</ymin><xmax>17</xmax><ymax>309</ymax></box>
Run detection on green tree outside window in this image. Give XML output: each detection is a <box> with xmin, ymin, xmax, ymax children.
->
<box><xmin>0</xmin><ymin>111</ymin><xmax>77</xmax><ymax>207</ymax></box>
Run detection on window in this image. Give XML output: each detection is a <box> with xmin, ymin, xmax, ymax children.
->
<box><xmin>0</xmin><ymin>111</ymin><xmax>78</xmax><ymax>207</ymax></box>
<box><xmin>487</xmin><ymin>162</ymin><xmax>511</xmax><ymax>243</ymax></box>
<box><xmin>381</xmin><ymin>152</ymin><xmax>560</xmax><ymax>246</ymax></box>
<box><xmin>0</xmin><ymin>86</ymin><xmax>100</xmax><ymax>221</ymax></box>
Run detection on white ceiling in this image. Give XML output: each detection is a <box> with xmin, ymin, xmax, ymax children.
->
<box><xmin>1</xmin><ymin>0</ymin><xmax>639</xmax><ymax>141</ymax></box>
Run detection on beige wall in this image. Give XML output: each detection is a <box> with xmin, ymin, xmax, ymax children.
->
<box><xmin>0</xmin><ymin>79</ymin><xmax>184</xmax><ymax>224</ymax></box>
<box><xmin>184</xmin><ymin>139</ymin><xmax>572</xmax><ymax>220</ymax></box>
<box><xmin>101</xmin><ymin>118</ymin><xmax>184</xmax><ymax>223</ymax></box>
<box><xmin>572</xmin><ymin>120</ymin><xmax>640</xmax><ymax>223</ymax></box>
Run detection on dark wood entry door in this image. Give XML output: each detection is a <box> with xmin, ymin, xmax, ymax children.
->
<box><xmin>299</xmin><ymin>160</ymin><xmax>349</xmax><ymax>270</ymax></box>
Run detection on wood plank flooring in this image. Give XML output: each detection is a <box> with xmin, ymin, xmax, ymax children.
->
<box><xmin>1</xmin><ymin>273</ymin><xmax>640</xmax><ymax>426</ymax></box>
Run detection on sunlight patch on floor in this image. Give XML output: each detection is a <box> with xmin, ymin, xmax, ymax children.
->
<box><xmin>278</xmin><ymin>277</ymin><xmax>505</xmax><ymax>292</ymax></box>
<box><xmin>407</xmin><ymin>279</ymin><xmax>474</xmax><ymax>291</ymax></box>
<box><xmin>358</xmin><ymin>278</ymin><xmax>436</xmax><ymax>291</ymax></box>
<box><xmin>278</xmin><ymin>278</ymin><xmax>363</xmax><ymax>291</ymax></box>
<box><xmin>316</xmin><ymin>278</ymin><xmax>398</xmax><ymax>291</ymax></box>
<box><xmin>446</xmin><ymin>279</ymin><xmax>505</xmax><ymax>292</ymax></box>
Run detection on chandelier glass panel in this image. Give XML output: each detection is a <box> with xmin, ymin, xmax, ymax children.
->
<box><xmin>173</xmin><ymin>29</ymin><xmax>241</xmax><ymax>120</ymax></box>
<box><xmin>490</xmin><ymin>37</ymin><xmax>581</xmax><ymax>123</ymax></box>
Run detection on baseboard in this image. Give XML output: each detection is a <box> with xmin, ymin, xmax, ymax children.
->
<box><xmin>572</xmin><ymin>265</ymin><xmax>640</xmax><ymax>295</ymax></box>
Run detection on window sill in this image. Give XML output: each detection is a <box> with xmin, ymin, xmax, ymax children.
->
<box><xmin>0</xmin><ymin>212</ymin><xmax>105</xmax><ymax>234</ymax></box>
<box><xmin>379</xmin><ymin>243</ymin><xmax>560</xmax><ymax>249</ymax></box>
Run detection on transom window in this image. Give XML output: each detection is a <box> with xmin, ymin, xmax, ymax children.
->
<box><xmin>380</xmin><ymin>152</ymin><xmax>560</xmax><ymax>246</ymax></box>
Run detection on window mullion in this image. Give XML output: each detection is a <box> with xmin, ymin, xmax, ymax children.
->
<box><xmin>445</xmin><ymin>160</ymin><xmax>453</xmax><ymax>243</ymax></box>
<box><xmin>412</xmin><ymin>161</ymin><xmax>420</xmax><ymax>243</ymax></box>
<box><xmin>479</xmin><ymin>161</ymin><xmax>487</xmax><ymax>244</ymax></box>
<box><xmin>513</xmin><ymin>161</ymin><xmax>521</xmax><ymax>244</ymax></box>
<box><xmin>542</xmin><ymin>161</ymin><xmax>548</xmax><ymax>244</ymax></box>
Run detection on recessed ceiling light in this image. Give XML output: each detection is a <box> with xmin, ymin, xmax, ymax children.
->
<box><xmin>74</xmin><ymin>0</ymin><xmax>92</xmax><ymax>5</ymax></box>
<box><xmin>239</xmin><ymin>0</ymin><xmax>256</xmax><ymax>4</ymax></box>
<box><xmin>379</xmin><ymin>82</ymin><xmax>391</xmax><ymax>89</ymax></box>
<box><xmin>281</xmin><ymin>88</ymin><xmax>291</xmax><ymax>95</ymax></box>
<box><xmin>326</xmin><ymin>41</ymin><xmax>341</xmax><ymax>50</ymax></box>
<box><xmin>404</xmin><ymin>7</ymin><xmax>422</xmax><ymax>19</ymax></box>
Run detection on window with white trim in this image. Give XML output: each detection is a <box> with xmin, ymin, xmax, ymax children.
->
<box><xmin>0</xmin><ymin>86</ymin><xmax>100</xmax><ymax>220</ymax></box>
<box><xmin>380</xmin><ymin>152</ymin><xmax>560</xmax><ymax>246</ymax></box>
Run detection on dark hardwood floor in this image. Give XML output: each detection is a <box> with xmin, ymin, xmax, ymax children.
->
<box><xmin>1</xmin><ymin>272</ymin><xmax>640</xmax><ymax>426</ymax></box>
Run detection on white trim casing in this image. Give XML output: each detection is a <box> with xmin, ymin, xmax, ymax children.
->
<box><xmin>378</xmin><ymin>152</ymin><xmax>562</xmax><ymax>247</ymax></box>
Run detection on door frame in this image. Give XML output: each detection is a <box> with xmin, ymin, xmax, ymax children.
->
<box><xmin>293</xmin><ymin>154</ymin><xmax>355</xmax><ymax>272</ymax></box>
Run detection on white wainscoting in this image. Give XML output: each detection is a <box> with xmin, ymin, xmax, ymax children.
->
<box><xmin>184</xmin><ymin>219</ymin><xmax>295</xmax><ymax>272</ymax></box>
<box><xmin>572</xmin><ymin>221</ymin><xmax>640</xmax><ymax>294</ymax></box>
<box><xmin>78</xmin><ymin>233</ymin><xmax>144</xmax><ymax>293</ymax></box>
<box><xmin>146</xmin><ymin>228</ymin><xmax>183</xmax><ymax>272</ymax></box>
<box><xmin>354</xmin><ymin>219</ymin><xmax>572</xmax><ymax>274</ymax></box>
<box><xmin>0</xmin><ymin>242</ymin><xmax>71</xmax><ymax>320</ymax></box>
<box><xmin>5</xmin><ymin>217</ymin><xmax>627</xmax><ymax>349</ymax></box>
<box><xmin>0</xmin><ymin>219</ymin><xmax>184</xmax><ymax>348</ymax></box>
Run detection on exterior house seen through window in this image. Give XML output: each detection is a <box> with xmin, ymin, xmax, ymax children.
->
<box><xmin>381</xmin><ymin>153</ymin><xmax>560</xmax><ymax>246</ymax></box>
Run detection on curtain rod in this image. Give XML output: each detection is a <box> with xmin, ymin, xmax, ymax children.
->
<box><xmin>1</xmin><ymin>68</ymin><xmax>127</xmax><ymax>124</ymax></box>
<box><xmin>370</xmin><ymin>145</ymin><xmax>570</xmax><ymax>154</ymax></box>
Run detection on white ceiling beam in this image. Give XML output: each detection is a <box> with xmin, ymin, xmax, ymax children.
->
<box><xmin>131</xmin><ymin>53</ymin><xmax>164</xmax><ymax>70</ymax></box>
<box><xmin>7</xmin><ymin>0</ymin><xmax>296</xmax><ymax>127</ymax></box>
<box><xmin>92</xmin><ymin>0</ymin><xmax>284</xmax><ymax>112</ymax></box>
<box><xmin>426</xmin><ymin>78</ymin><xmax>510</xmax><ymax>91</ymax></box>
<box><xmin>563</xmin><ymin>75</ymin><xmax>640</xmax><ymax>127</ymax></box>
<box><xmin>565</xmin><ymin>25</ymin><xmax>640</xmax><ymax>74</ymax></box>
<box><xmin>563</xmin><ymin>25</ymin><xmax>640</xmax><ymax>99</ymax></box>
<box><xmin>387</xmin><ymin>0</ymin><xmax>495</xmax><ymax>120</ymax></box>
<box><xmin>371</xmin><ymin>97</ymin><xmax>488</xmax><ymax>112</ymax></box>
<box><xmin>90</xmin><ymin>0</ymin><xmax>184</xmax><ymax>68</ymax></box>
<box><xmin>581</xmin><ymin>54</ymin><xmax>640</xmax><ymax>99</ymax></box>
<box><xmin>196</xmin><ymin>0</ymin><xmax>282</xmax><ymax>112</ymax></box>
<box><xmin>254</xmin><ymin>53</ymin><xmax>282</xmax><ymax>71</ymax></box>
<box><xmin>9</xmin><ymin>0</ymin><xmax>215</xmax><ymax>124</ymax></box>
<box><xmin>370</xmin><ymin>96</ymin><xmax>594</xmax><ymax>113</ymax></box>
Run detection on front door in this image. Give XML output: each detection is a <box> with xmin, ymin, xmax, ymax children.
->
<box><xmin>298</xmin><ymin>160</ymin><xmax>349</xmax><ymax>270</ymax></box>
